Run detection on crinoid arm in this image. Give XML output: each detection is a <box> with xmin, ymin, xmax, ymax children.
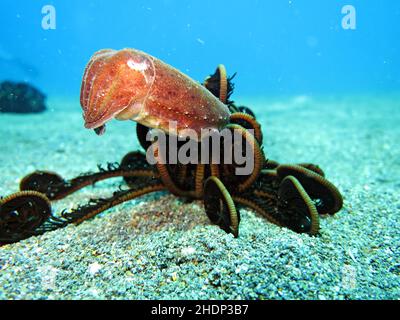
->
<box><xmin>233</xmin><ymin>168</ymin><xmax>321</xmax><ymax>235</ymax></box>
<box><xmin>0</xmin><ymin>191</ymin><xmax>58</xmax><ymax>244</ymax></box>
<box><xmin>152</xmin><ymin>141</ymin><xmax>199</xmax><ymax>198</ymax></box>
<box><xmin>203</xmin><ymin>64</ymin><xmax>258</xmax><ymax>124</ymax></box>
<box><xmin>203</xmin><ymin>64</ymin><xmax>236</xmax><ymax>109</ymax></box>
<box><xmin>203</xmin><ymin>176</ymin><xmax>240</xmax><ymax>237</ymax></box>
<box><xmin>229</xmin><ymin>112</ymin><xmax>263</xmax><ymax>145</ymax></box>
<box><xmin>19</xmin><ymin>171</ymin><xmax>65</xmax><ymax>196</ymax></box>
<box><xmin>277</xmin><ymin>176</ymin><xmax>320</xmax><ymax>235</ymax></box>
<box><xmin>220</xmin><ymin>123</ymin><xmax>264</xmax><ymax>194</ymax></box>
<box><xmin>237</xmin><ymin>106</ymin><xmax>256</xmax><ymax>118</ymax></box>
<box><xmin>276</xmin><ymin>164</ymin><xmax>343</xmax><ymax>215</ymax></box>
<box><xmin>296</xmin><ymin>163</ymin><xmax>325</xmax><ymax>177</ymax></box>
<box><xmin>120</xmin><ymin>151</ymin><xmax>158</xmax><ymax>187</ymax></box>
<box><xmin>19</xmin><ymin>151</ymin><xmax>157</xmax><ymax>201</ymax></box>
<box><xmin>61</xmin><ymin>178</ymin><xmax>165</xmax><ymax>225</ymax></box>
<box><xmin>1</xmin><ymin>177</ymin><xmax>165</xmax><ymax>245</ymax></box>
<box><xmin>203</xmin><ymin>64</ymin><xmax>228</xmax><ymax>103</ymax></box>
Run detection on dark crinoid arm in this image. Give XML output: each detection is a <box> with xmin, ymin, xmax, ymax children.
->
<box><xmin>19</xmin><ymin>151</ymin><xmax>157</xmax><ymax>201</ymax></box>
<box><xmin>0</xmin><ymin>151</ymin><xmax>163</xmax><ymax>245</ymax></box>
<box><xmin>60</xmin><ymin>177</ymin><xmax>165</xmax><ymax>225</ymax></box>
<box><xmin>231</xmin><ymin>163</ymin><xmax>343</xmax><ymax>236</ymax></box>
<box><xmin>0</xmin><ymin>177</ymin><xmax>165</xmax><ymax>245</ymax></box>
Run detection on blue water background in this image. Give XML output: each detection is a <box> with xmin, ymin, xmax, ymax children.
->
<box><xmin>0</xmin><ymin>0</ymin><xmax>399</xmax><ymax>101</ymax></box>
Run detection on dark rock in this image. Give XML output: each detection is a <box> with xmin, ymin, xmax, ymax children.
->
<box><xmin>0</xmin><ymin>81</ymin><xmax>47</xmax><ymax>113</ymax></box>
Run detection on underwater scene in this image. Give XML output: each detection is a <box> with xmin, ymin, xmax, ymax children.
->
<box><xmin>0</xmin><ymin>0</ymin><xmax>399</xmax><ymax>301</ymax></box>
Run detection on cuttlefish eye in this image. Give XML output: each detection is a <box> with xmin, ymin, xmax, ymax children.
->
<box><xmin>80</xmin><ymin>48</ymin><xmax>156</xmax><ymax>132</ymax></box>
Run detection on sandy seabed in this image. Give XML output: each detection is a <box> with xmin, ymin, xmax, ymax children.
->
<box><xmin>0</xmin><ymin>95</ymin><xmax>399</xmax><ymax>299</ymax></box>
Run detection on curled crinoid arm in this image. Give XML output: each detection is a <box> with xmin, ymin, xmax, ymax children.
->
<box><xmin>152</xmin><ymin>141</ymin><xmax>198</xmax><ymax>198</ymax></box>
<box><xmin>120</xmin><ymin>151</ymin><xmax>158</xmax><ymax>188</ymax></box>
<box><xmin>237</xmin><ymin>106</ymin><xmax>256</xmax><ymax>118</ymax></box>
<box><xmin>297</xmin><ymin>163</ymin><xmax>325</xmax><ymax>177</ymax></box>
<box><xmin>252</xmin><ymin>169</ymin><xmax>280</xmax><ymax>198</ymax></box>
<box><xmin>276</xmin><ymin>164</ymin><xmax>343</xmax><ymax>215</ymax></box>
<box><xmin>203</xmin><ymin>176</ymin><xmax>240</xmax><ymax>237</ymax></box>
<box><xmin>233</xmin><ymin>172</ymin><xmax>278</xmax><ymax>225</ymax></box>
<box><xmin>203</xmin><ymin>64</ymin><xmax>251</xmax><ymax>117</ymax></box>
<box><xmin>19</xmin><ymin>170</ymin><xmax>66</xmax><ymax>198</ymax></box>
<box><xmin>154</xmin><ymin>147</ymin><xmax>185</xmax><ymax>197</ymax></box>
<box><xmin>234</xmin><ymin>170</ymin><xmax>320</xmax><ymax>234</ymax></box>
<box><xmin>233</xmin><ymin>194</ymin><xmax>282</xmax><ymax>228</ymax></box>
<box><xmin>194</xmin><ymin>164</ymin><xmax>206</xmax><ymax>199</ymax></box>
<box><xmin>209</xmin><ymin>163</ymin><xmax>220</xmax><ymax>179</ymax></box>
<box><xmin>229</xmin><ymin>112</ymin><xmax>263</xmax><ymax>145</ymax></box>
<box><xmin>262</xmin><ymin>161</ymin><xmax>325</xmax><ymax>176</ymax></box>
<box><xmin>120</xmin><ymin>150</ymin><xmax>154</xmax><ymax>171</ymax></box>
<box><xmin>203</xmin><ymin>64</ymin><xmax>227</xmax><ymax>103</ymax></box>
<box><xmin>165</xmin><ymin>163</ymin><xmax>193</xmax><ymax>191</ymax></box>
<box><xmin>277</xmin><ymin>176</ymin><xmax>320</xmax><ymax>235</ymax></box>
<box><xmin>160</xmin><ymin>162</ymin><xmax>205</xmax><ymax>199</ymax></box>
<box><xmin>221</xmin><ymin>124</ymin><xmax>264</xmax><ymax>193</ymax></box>
<box><xmin>0</xmin><ymin>191</ymin><xmax>55</xmax><ymax>244</ymax></box>
<box><xmin>203</xmin><ymin>64</ymin><xmax>236</xmax><ymax>104</ymax></box>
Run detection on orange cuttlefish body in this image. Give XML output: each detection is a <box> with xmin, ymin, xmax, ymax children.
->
<box><xmin>80</xmin><ymin>48</ymin><xmax>230</xmax><ymax>139</ymax></box>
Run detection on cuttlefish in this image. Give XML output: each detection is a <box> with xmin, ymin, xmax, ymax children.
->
<box><xmin>80</xmin><ymin>48</ymin><xmax>230</xmax><ymax>138</ymax></box>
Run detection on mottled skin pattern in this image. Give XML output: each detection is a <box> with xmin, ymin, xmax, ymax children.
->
<box><xmin>80</xmin><ymin>49</ymin><xmax>153</xmax><ymax>129</ymax></box>
<box><xmin>139</xmin><ymin>55</ymin><xmax>230</xmax><ymax>137</ymax></box>
<box><xmin>81</xmin><ymin>48</ymin><xmax>230</xmax><ymax>139</ymax></box>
